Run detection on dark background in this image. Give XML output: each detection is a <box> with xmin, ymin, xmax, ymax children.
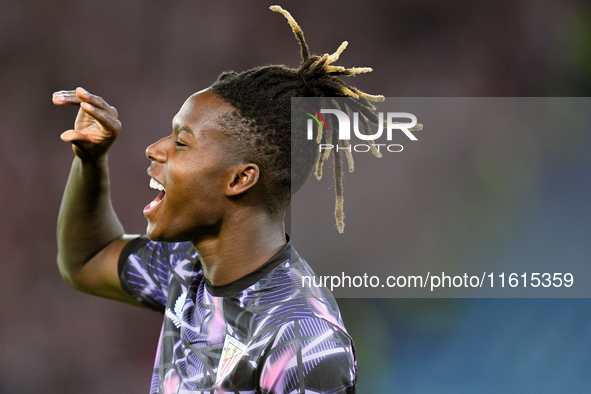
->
<box><xmin>1</xmin><ymin>0</ymin><xmax>591</xmax><ymax>392</ymax></box>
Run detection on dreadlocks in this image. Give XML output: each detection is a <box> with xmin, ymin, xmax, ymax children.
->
<box><xmin>210</xmin><ymin>5</ymin><xmax>385</xmax><ymax>233</ymax></box>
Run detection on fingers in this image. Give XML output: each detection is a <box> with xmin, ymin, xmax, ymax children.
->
<box><xmin>79</xmin><ymin>101</ymin><xmax>122</xmax><ymax>132</ymax></box>
<box><xmin>54</xmin><ymin>88</ymin><xmax>122</xmax><ymax>161</ymax></box>
<box><xmin>75</xmin><ymin>87</ymin><xmax>119</xmax><ymax>118</ymax></box>
<box><xmin>53</xmin><ymin>87</ymin><xmax>121</xmax><ymax>134</ymax></box>
<box><xmin>52</xmin><ymin>88</ymin><xmax>118</xmax><ymax>118</ymax></box>
<box><xmin>52</xmin><ymin>90</ymin><xmax>82</xmax><ymax>106</ymax></box>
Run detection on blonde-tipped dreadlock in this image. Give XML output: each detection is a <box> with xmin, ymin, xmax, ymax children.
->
<box><xmin>271</xmin><ymin>5</ymin><xmax>386</xmax><ymax>233</ymax></box>
<box><xmin>210</xmin><ymin>5</ymin><xmax>398</xmax><ymax>233</ymax></box>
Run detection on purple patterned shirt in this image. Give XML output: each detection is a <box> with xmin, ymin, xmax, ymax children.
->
<box><xmin>118</xmin><ymin>237</ymin><xmax>356</xmax><ymax>393</ymax></box>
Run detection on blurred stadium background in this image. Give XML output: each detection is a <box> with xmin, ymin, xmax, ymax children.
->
<box><xmin>1</xmin><ymin>0</ymin><xmax>590</xmax><ymax>392</ymax></box>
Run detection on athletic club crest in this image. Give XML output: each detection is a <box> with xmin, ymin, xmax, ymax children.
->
<box><xmin>215</xmin><ymin>334</ymin><xmax>247</xmax><ymax>384</ymax></box>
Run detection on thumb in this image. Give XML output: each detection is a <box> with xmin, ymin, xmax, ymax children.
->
<box><xmin>60</xmin><ymin>130</ymin><xmax>94</xmax><ymax>159</ymax></box>
<box><xmin>60</xmin><ymin>129</ymin><xmax>87</xmax><ymax>143</ymax></box>
<box><xmin>60</xmin><ymin>129</ymin><xmax>110</xmax><ymax>162</ymax></box>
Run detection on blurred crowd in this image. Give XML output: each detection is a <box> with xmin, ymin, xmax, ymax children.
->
<box><xmin>1</xmin><ymin>0</ymin><xmax>590</xmax><ymax>392</ymax></box>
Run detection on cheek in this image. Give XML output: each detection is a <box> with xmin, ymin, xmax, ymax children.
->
<box><xmin>175</xmin><ymin>168</ymin><xmax>226</xmax><ymax>206</ymax></box>
<box><xmin>166</xmin><ymin>154</ymin><xmax>234</xmax><ymax>206</ymax></box>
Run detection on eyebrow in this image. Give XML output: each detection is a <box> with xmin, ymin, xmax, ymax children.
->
<box><xmin>172</xmin><ymin>123</ymin><xmax>194</xmax><ymax>136</ymax></box>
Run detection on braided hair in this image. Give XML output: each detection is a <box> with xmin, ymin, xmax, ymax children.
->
<box><xmin>210</xmin><ymin>5</ymin><xmax>384</xmax><ymax>233</ymax></box>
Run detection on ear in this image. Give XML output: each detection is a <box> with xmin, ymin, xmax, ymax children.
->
<box><xmin>226</xmin><ymin>163</ymin><xmax>260</xmax><ymax>197</ymax></box>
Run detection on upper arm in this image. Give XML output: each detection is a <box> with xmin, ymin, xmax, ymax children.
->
<box><xmin>65</xmin><ymin>234</ymin><xmax>144</xmax><ymax>307</ymax></box>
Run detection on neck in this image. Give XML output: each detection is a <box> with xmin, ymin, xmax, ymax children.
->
<box><xmin>193</xmin><ymin>212</ymin><xmax>286</xmax><ymax>286</ymax></box>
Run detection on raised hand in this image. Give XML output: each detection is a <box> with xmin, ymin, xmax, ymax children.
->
<box><xmin>53</xmin><ymin>87</ymin><xmax>121</xmax><ymax>162</ymax></box>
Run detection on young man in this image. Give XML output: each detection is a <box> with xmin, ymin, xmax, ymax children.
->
<box><xmin>54</xmin><ymin>6</ymin><xmax>382</xmax><ymax>393</ymax></box>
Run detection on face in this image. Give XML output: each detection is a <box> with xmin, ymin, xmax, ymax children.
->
<box><xmin>143</xmin><ymin>89</ymin><xmax>239</xmax><ymax>242</ymax></box>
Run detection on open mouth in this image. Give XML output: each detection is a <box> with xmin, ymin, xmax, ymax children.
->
<box><xmin>144</xmin><ymin>177</ymin><xmax>166</xmax><ymax>213</ymax></box>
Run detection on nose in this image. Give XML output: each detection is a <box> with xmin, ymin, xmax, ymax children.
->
<box><xmin>146</xmin><ymin>137</ymin><xmax>167</xmax><ymax>162</ymax></box>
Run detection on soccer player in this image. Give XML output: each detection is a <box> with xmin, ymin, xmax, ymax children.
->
<box><xmin>53</xmin><ymin>6</ymin><xmax>382</xmax><ymax>393</ymax></box>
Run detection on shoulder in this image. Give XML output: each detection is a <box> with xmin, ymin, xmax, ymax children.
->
<box><xmin>119</xmin><ymin>236</ymin><xmax>198</xmax><ymax>272</ymax></box>
<box><xmin>118</xmin><ymin>237</ymin><xmax>201</xmax><ymax>310</ymax></box>
<box><xmin>120</xmin><ymin>236</ymin><xmax>196</xmax><ymax>262</ymax></box>
<box><xmin>277</xmin><ymin>250</ymin><xmax>346</xmax><ymax>322</ymax></box>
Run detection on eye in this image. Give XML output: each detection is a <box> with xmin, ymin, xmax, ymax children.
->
<box><xmin>174</xmin><ymin>139</ymin><xmax>187</xmax><ymax>147</ymax></box>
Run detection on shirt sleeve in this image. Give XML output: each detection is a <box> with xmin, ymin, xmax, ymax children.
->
<box><xmin>259</xmin><ymin>318</ymin><xmax>357</xmax><ymax>394</ymax></box>
<box><xmin>117</xmin><ymin>236</ymin><xmax>194</xmax><ymax>313</ymax></box>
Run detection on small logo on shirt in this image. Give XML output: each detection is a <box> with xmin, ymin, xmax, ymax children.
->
<box><xmin>165</xmin><ymin>292</ymin><xmax>187</xmax><ymax>329</ymax></box>
<box><xmin>216</xmin><ymin>334</ymin><xmax>247</xmax><ymax>384</ymax></box>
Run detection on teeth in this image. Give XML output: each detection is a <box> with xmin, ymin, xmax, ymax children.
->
<box><xmin>149</xmin><ymin>178</ymin><xmax>165</xmax><ymax>191</ymax></box>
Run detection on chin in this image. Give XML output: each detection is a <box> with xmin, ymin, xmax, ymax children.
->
<box><xmin>145</xmin><ymin>230</ymin><xmax>161</xmax><ymax>242</ymax></box>
<box><xmin>145</xmin><ymin>223</ymin><xmax>165</xmax><ymax>242</ymax></box>
<box><xmin>146</xmin><ymin>231</ymin><xmax>179</xmax><ymax>242</ymax></box>
<box><xmin>146</xmin><ymin>224</ymin><xmax>191</xmax><ymax>243</ymax></box>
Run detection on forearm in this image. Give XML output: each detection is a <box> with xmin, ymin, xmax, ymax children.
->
<box><xmin>57</xmin><ymin>155</ymin><xmax>124</xmax><ymax>285</ymax></box>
